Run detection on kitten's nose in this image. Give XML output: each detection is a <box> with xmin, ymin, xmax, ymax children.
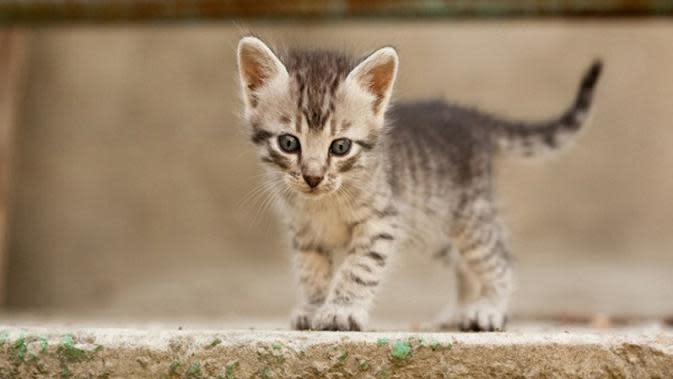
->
<box><xmin>303</xmin><ymin>175</ymin><xmax>323</xmax><ymax>189</ymax></box>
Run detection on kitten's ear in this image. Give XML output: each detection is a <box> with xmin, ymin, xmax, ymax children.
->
<box><xmin>237</xmin><ymin>37</ymin><xmax>287</xmax><ymax>103</ymax></box>
<box><xmin>347</xmin><ymin>47</ymin><xmax>399</xmax><ymax>115</ymax></box>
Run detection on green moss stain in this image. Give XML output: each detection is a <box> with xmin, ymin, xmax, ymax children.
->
<box><xmin>39</xmin><ymin>336</ymin><xmax>49</xmax><ymax>353</ymax></box>
<box><xmin>428</xmin><ymin>340</ymin><xmax>452</xmax><ymax>351</ymax></box>
<box><xmin>376</xmin><ymin>337</ymin><xmax>389</xmax><ymax>346</ymax></box>
<box><xmin>207</xmin><ymin>337</ymin><xmax>222</xmax><ymax>349</ymax></box>
<box><xmin>12</xmin><ymin>335</ymin><xmax>28</xmax><ymax>361</ymax></box>
<box><xmin>337</xmin><ymin>350</ymin><xmax>349</xmax><ymax>363</ymax></box>
<box><xmin>224</xmin><ymin>360</ymin><xmax>239</xmax><ymax>379</ymax></box>
<box><xmin>257</xmin><ymin>344</ymin><xmax>285</xmax><ymax>364</ymax></box>
<box><xmin>60</xmin><ymin>366</ymin><xmax>72</xmax><ymax>379</ymax></box>
<box><xmin>57</xmin><ymin>335</ymin><xmax>88</xmax><ymax>363</ymax></box>
<box><xmin>168</xmin><ymin>360</ymin><xmax>181</xmax><ymax>376</ymax></box>
<box><xmin>186</xmin><ymin>362</ymin><xmax>202</xmax><ymax>378</ymax></box>
<box><xmin>390</xmin><ymin>339</ymin><xmax>412</xmax><ymax>360</ymax></box>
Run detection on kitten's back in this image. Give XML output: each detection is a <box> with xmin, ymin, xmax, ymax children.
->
<box><xmin>385</xmin><ymin>100</ymin><xmax>495</xmax><ymax>190</ymax></box>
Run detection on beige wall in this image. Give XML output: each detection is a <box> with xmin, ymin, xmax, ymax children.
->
<box><xmin>5</xmin><ymin>21</ymin><xmax>673</xmax><ymax>322</ymax></box>
<box><xmin>0</xmin><ymin>31</ymin><xmax>24</xmax><ymax>307</ymax></box>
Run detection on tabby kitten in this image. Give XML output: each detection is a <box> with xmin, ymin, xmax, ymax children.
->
<box><xmin>236</xmin><ymin>36</ymin><xmax>601</xmax><ymax>332</ymax></box>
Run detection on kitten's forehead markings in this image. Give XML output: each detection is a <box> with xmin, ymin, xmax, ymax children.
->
<box><xmin>294</xmin><ymin>110</ymin><xmax>303</xmax><ymax>134</ymax></box>
<box><xmin>292</xmin><ymin>69</ymin><xmax>343</xmax><ymax>133</ymax></box>
<box><xmin>298</xmin><ymin>76</ymin><xmax>308</xmax><ymax>110</ymax></box>
<box><xmin>329</xmin><ymin>115</ymin><xmax>337</xmax><ymax>136</ymax></box>
<box><xmin>339</xmin><ymin>120</ymin><xmax>353</xmax><ymax>134</ymax></box>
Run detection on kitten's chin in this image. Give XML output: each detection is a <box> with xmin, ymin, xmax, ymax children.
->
<box><xmin>295</xmin><ymin>187</ymin><xmax>334</xmax><ymax>199</ymax></box>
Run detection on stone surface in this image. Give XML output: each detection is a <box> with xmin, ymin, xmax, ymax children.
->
<box><xmin>1</xmin><ymin>323</ymin><xmax>672</xmax><ymax>378</ymax></box>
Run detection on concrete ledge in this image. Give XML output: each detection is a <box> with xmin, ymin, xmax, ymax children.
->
<box><xmin>1</xmin><ymin>325</ymin><xmax>672</xmax><ymax>378</ymax></box>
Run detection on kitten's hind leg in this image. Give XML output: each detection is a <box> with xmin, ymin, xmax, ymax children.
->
<box><xmin>452</xmin><ymin>206</ymin><xmax>513</xmax><ymax>332</ymax></box>
<box><xmin>433</xmin><ymin>254</ymin><xmax>481</xmax><ymax>330</ymax></box>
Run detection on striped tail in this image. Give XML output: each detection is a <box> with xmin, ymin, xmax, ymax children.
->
<box><xmin>493</xmin><ymin>60</ymin><xmax>603</xmax><ymax>157</ymax></box>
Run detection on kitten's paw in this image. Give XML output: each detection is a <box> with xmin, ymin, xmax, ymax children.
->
<box><xmin>290</xmin><ymin>306</ymin><xmax>317</xmax><ymax>330</ymax></box>
<box><xmin>311</xmin><ymin>304</ymin><xmax>368</xmax><ymax>331</ymax></box>
<box><xmin>458</xmin><ymin>301</ymin><xmax>507</xmax><ymax>332</ymax></box>
<box><xmin>430</xmin><ymin>305</ymin><xmax>464</xmax><ymax>331</ymax></box>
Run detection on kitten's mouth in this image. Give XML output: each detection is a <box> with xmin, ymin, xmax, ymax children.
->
<box><xmin>296</xmin><ymin>183</ymin><xmax>337</xmax><ymax>197</ymax></box>
<box><xmin>299</xmin><ymin>187</ymin><xmax>329</xmax><ymax>196</ymax></box>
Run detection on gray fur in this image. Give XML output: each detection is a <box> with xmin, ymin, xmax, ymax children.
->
<box><xmin>236</xmin><ymin>36</ymin><xmax>602</xmax><ymax>332</ymax></box>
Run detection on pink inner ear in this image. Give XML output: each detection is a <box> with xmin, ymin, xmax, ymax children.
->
<box><xmin>359</xmin><ymin>58</ymin><xmax>396</xmax><ymax>113</ymax></box>
<box><xmin>239</xmin><ymin>45</ymin><xmax>273</xmax><ymax>91</ymax></box>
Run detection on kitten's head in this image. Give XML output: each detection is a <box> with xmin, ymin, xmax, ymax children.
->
<box><xmin>237</xmin><ymin>36</ymin><xmax>398</xmax><ymax>198</ymax></box>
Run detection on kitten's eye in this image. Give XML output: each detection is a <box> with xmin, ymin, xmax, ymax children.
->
<box><xmin>278</xmin><ymin>134</ymin><xmax>300</xmax><ymax>153</ymax></box>
<box><xmin>330</xmin><ymin>138</ymin><xmax>352</xmax><ymax>156</ymax></box>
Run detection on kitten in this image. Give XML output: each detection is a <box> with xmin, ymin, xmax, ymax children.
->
<box><xmin>236</xmin><ymin>36</ymin><xmax>602</xmax><ymax>332</ymax></box>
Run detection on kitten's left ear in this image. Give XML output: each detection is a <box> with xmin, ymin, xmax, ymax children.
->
<box><xmin>347</xmin><ymin>47</ymin><xmax>399</xmax><ymax>115</ymax></box>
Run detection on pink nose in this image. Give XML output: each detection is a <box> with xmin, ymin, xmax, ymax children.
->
<box><xmin>303</xmin><ymin>175</ymin><xmax>323</xmax><ymax>188</ymax></box>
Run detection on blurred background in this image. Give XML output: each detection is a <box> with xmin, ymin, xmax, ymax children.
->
<box><xmin>0</xmin><ymin>2</ymin><xmax>672</xmax><ymax>327</ymax></box>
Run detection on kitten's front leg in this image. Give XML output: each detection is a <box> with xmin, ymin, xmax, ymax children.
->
<box><xmin>312</xmin><ymin>213</ymin><xmax>398</xmax><ymax>331</ymax></box>
<box><xmin>290</xmin><ymin>242</ymin><xmax>333</xmax><ymax>330</ymax></box>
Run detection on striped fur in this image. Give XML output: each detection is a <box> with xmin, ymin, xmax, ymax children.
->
<box><xmin>492</xmin><ymin>61</ymin><xmax>602</xmax><ymax>156</ymax></box>
<box><xmin>236</xmin><ymin>36</ymin><xmax>602</xmax><ymax>332</ymax></box>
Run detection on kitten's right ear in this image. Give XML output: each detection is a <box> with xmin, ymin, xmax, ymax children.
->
<box><xmin>237</xmin><ymin>37</ymin><xmax>287</xmax><ymax>105</ymax></box>
<box><xmin>346</xmin><ymin>47</ymin><xmax>398</xmax><ymax>116</ymax></box>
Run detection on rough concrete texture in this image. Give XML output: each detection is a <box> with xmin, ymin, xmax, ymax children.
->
<box><xmin>1</xmin><ymin>324</ymin><xmax>672</xmax><ymax>378</ymax></box>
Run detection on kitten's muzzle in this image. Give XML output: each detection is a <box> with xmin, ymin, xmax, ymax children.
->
<box><xmin>302</xmin><ymin>175</ymin><xmax>324</xmax><ymax>189</ymax></box>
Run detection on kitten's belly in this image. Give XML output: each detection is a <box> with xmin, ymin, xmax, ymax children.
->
<box><xmin>397</xmin><ymin>195</ymin><xmax>454</xmax><ymax>256</ymax></box>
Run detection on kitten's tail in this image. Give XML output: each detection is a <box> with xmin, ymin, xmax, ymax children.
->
<box><xmin>492</xmin><ymin>60</ymin><xmax>602</xmax><ymax>157</ymax></box>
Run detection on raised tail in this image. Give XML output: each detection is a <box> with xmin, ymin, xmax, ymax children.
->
<box><xmin>492</xmin><ymin>60</ymin><xmax>603</xmax><ymax>157</ymax></box>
